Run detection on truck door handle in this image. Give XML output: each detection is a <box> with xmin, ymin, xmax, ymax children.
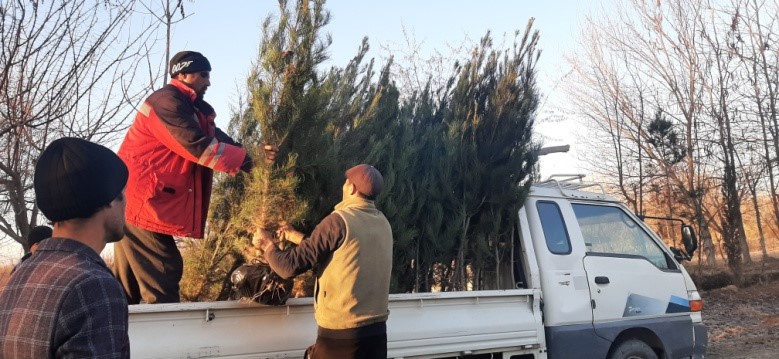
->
<box><xmin>594</xmin><ymin>276</ymin><xmax>610</xmax><ymax>284</ymax></box>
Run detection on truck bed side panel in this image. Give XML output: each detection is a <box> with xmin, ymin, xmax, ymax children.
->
<box><xmin>129</xmin><ymin>290</ymin><xmax>543</xmax><ymax>358</ymax></box>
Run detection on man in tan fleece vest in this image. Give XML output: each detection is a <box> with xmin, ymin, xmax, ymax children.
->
<box><xmin>258</xmin><ymin>164</ymin><xmax>393</xmax><ymax>359</ymax></box>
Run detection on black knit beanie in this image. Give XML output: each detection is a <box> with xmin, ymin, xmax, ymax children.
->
<box><xmin>169</xmin><ymin>51</ymin><xmax>211</xmax><ymax>77</ymax></box>
<box><xmin>34</xmin><ymin>137</ymin><xmax>129</xmax><ymax>222</ymax></box>
<box><xmin>27</xmin><ymin>225</ymin><xmax>52</xmax><ymax>247</ymax></box>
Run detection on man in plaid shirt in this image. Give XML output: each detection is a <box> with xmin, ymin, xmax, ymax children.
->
<box><xmin>0</xmin><ymin>137</ymin><xmax>130</xmax><ymax>358</ymax></box>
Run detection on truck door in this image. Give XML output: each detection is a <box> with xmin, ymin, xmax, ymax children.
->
<box><xmin>571</xmin><ymin>203</ymin><xmax>695</xmax><ymax>355</ymax></box>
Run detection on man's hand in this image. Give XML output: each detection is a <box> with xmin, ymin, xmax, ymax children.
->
<box><xmin>277</xmin><ymin>222</ymin><xmax>305</xmax><ymax>245</ymax></box>
<box><xmin>262</xmin><ymin>144</ymin><xmax>278</xmax><ymax>164</ymax></box>
<box><xmin>252</xmin><ymin>228</ymin><xmax>276</xmax><ymax>253</ymax></box>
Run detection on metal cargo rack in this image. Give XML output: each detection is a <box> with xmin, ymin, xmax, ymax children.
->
<box><xmin>534</xmin><ymin>174</ymin><xmax>609</xmax><ymax>200</ymax></box>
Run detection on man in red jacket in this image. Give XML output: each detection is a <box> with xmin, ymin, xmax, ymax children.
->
<box><xmin>114</xmin><ymin>51</ymin><xmax>276</xmax><ymax>304</ymax></box>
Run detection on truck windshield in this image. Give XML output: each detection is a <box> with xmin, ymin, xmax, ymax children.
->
<box><xmin>571</xmin><ymin>204</ymin><xmax>675</xmax><ymax>270</ymax></box>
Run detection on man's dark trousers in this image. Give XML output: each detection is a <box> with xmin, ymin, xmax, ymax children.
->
<box><xmin>113</xmin><ymin>223</ymin><xmax>183</xmax><ymax>304</ymax></box>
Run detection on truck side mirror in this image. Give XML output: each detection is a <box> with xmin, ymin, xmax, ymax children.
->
<box><xmin>681</xmin><ymin>225</ymin><xmax>698</xmax><ymax>257</ymax></box>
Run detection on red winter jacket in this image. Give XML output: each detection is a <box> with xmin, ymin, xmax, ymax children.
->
<box><xmin>118</xmin><ymin>80</ymin><xmax>246</xmax><ymax>238</ymax></box>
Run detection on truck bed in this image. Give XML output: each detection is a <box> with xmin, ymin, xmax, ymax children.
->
<box><xmin>128</xmin><ymin>289</ymin><xmax>544</xmax><ymax>358</ymax></box>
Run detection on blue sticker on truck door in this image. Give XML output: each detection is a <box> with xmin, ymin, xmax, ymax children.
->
<box><xmin>623</xmin><ymin>294</ymin><xmax>690</xmax><ymax>317</ymax></box>
<box><xmin>666</xmin><ymin>295</ymin><xmax>691</xmax><ymax>313</ymax></box>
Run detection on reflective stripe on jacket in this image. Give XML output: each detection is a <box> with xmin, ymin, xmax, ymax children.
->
<box><xmin>118</xmin><ymin>80</ymin><xmax>246</xmax><ymax>238</ymax></box>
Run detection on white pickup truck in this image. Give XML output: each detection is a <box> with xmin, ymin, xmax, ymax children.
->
<box><xmin>128</xmin><ymin>176</ymin><xmax>707</xmax><ymax>359</ymax></box>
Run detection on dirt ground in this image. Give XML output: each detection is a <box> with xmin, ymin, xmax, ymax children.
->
<box><xmin>699</xmin><ymin>260</ymin><xmax>779</xmax><ymax>359</ymax></box>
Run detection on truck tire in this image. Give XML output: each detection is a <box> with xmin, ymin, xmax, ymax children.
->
<box><xmin>608</xmin><ymin>339</ymin><xmax>658</xmax><ymax>359</ymax></box>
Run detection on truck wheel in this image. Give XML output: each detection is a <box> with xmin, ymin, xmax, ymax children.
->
<box><xmin>608</xmin><ymin>339</ymin><xmax>658</xmax><ymax>359</ymax></box>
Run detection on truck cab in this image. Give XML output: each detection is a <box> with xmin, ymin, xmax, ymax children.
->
<box><xmin>522</xmin><ymin>176</ymin><xmax>707</xmax><ymax>358</ymax></box>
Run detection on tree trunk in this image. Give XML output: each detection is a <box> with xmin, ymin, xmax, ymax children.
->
<box><xmin>722</xmin><ymin>151</ymin><xmax>746</xmax><ymax>282</ymax></box>
<box><xmin>457</xmin><ymin>209</ymin><xmax>471</xmax><ymax>291</ymax></box>
<box><xmin>696</xmin><ymin>204</ymin><xmax>717</xmax><ymax>265</ymax></box>
<box><xmin>759</xmin><ymin>28</ymin><xmax>779</xmax><ymax>240</ymax></box>
<box><xmin>751</xmin><ymin>56</ymin><xmax>779</xmax><ymax>255</ymax></box>
<box><xmin>494</xmin><ymin>235</ymin><xmax>500</xmax><ymax>290</ymax></box>
<box><xmin>749</xmin><ymin>185</ymin><xmax>769</xmax><ymax>259</ymax></box>
<box><xmin>414</xmin><ymin>240</ymin><xmax>420</xmax><ymax>293</ymax></box>
<box><xmin>724</xmin><ymin>106</ymin><xmax>752</xmax><ymax>264</ymax></box>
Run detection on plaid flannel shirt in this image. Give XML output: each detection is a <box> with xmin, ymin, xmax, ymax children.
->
<box><xmin>0</xmin><ymin>238</ymin><xmax>129</xmax><ymax>358</ymax></box>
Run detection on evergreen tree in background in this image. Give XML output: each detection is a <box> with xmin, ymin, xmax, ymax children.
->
<box><xmin>443</xmin><ymin>22</ymin><xmax>540</xmax><ymax>290</ymax></box>
<box><xmin>184</xmin><ymin>2</ymin><xmax>541</xmax><ymax>298</ymax></box>
<box><xmin>395</xmin><ymin>83</ymin><xmax>459</xmax><ymax>292</ymax></box>
<box><xmin>332</xmin><ymin>61</ymin><xmax>422</xmax><ymax>293</ymax></box>
<box><xmin>646</xmin><ymin>111</ymin><xmax>687</xmax><ymax>168</ymax></box>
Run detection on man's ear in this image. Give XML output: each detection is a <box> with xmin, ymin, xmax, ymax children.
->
<box><xmin>348</xmin><ymin>182</ymin><xmax>358</xmax><ymax>196</ymax></box>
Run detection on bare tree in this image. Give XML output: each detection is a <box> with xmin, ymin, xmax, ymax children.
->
<box><xmin>568</xmin><ymin>0</ymin><xmax>779</xmax><ymax>273</ymax></box>
<box><xmin>735</xmin><ymin>0</ymin><xmax>779</xmax><ymax>245</ymax></box>
<box><xmin>566</xmin><ymin>24</ymin><xmax>647</xmax><ymax>211</ymax></box>
<box><xmin>141</xmin><ymin>0</ymin><xmax>192</xmax><ymax>87</ymax></box>
<box><xmin>568</xmin><ymin>0</ymin><xmax>728</xmax><ymax>264</ymax></box>
<box><xmin>378</xmin><ymin>23</ymin><xmax>476</xmax><ymax>101</ymax></box>
<box><xmin>737</xmin><ymin>148</ymin><xmax>771</xmax><ymax>259</ymax></box>
<box><xmin>0</xmin><ymin>0</ymin><xmax>159</xmax><ymax>253</ymax></box>
<box><xmin>697</xmin><ymin>2</ymin><xmax>750</xmax><ymax>276</ymax></box>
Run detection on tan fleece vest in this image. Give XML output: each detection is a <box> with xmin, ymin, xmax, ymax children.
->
<box><xmin>314</xmin><ymin>197</ymin><xmax>393</xmax><ymax>330</ymax></box>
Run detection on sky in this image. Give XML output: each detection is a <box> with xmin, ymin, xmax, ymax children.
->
<box><xmin>2</xmin><ymin>1</ymin><xmax>603</xmax><ymax>264</ymax></box>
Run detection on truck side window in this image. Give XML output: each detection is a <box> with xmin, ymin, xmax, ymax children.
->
<box><xmin>571</xmin><ymin>204</ymin><xmax>675</xmax><ymax>270</ymax></box>
<box><xmin>537</xmin><ymin>201</ymin><xmax>572</xmax><ymax>255</ymax></box>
